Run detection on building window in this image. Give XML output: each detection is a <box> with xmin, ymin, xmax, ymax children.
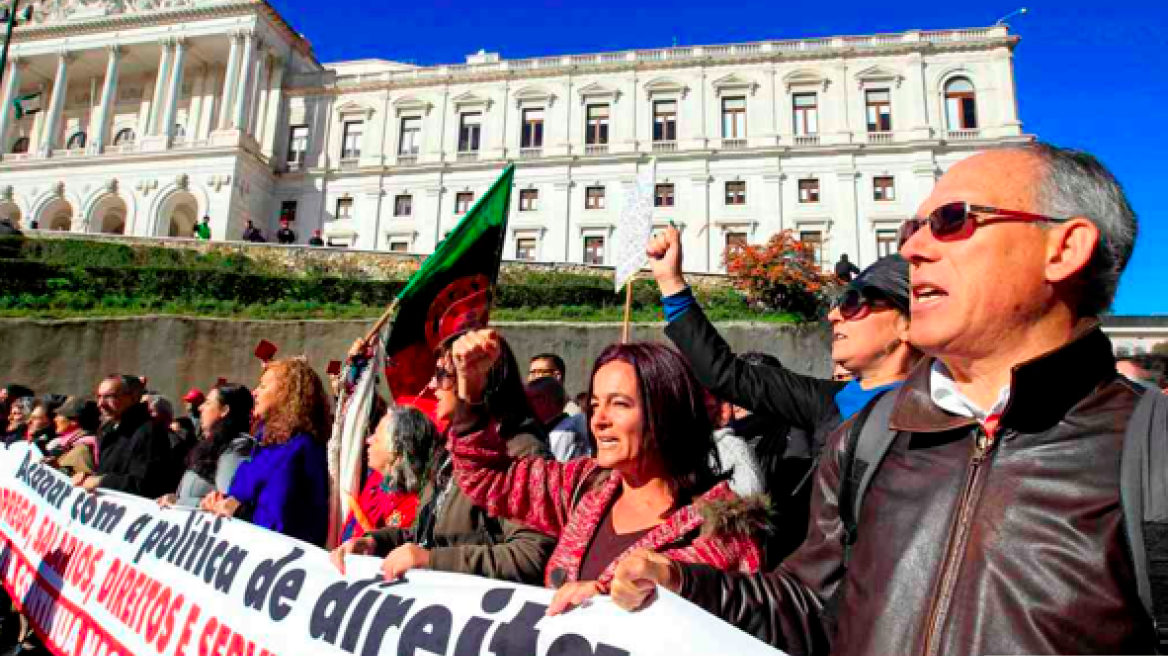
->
<box><xmin>722</xmin><ymin>97</ymin><xmax>746</xmax><ymax>139</ymax></box>
<box><xmin>394</xmin><ymin>194</ymin><xmax>412</xmax><ymax>217</ymax></box>
<box><xmin>725</xmin><ymin>181</ymin><xmax>746</xmax><ymax>206</ymax></box>
<box><xmin>654</xmin><ymin>184</ymin><xmax>675</xmax><ymax>208</ymax></box>
<box><xmin>876</xmin><ymin>229</ymin><xmax>898</xmax><ymax>257</ymax></box>
<box><xmin>65</xmin><ymin>131</ymin><xmax>87</xmax><ymax>149</ymax></box>
<box><xmin>944</xmin><ymin>78</ymin><xmax>978</xmax><ymax>130</ymax></box>
<box><xmin>866</xmin><ymin>89</ymin><xmax>892</xmax><ymax>132</ymax></box>
<box><xmin>516</xmin><ymin>237</ymin><xmax>537</xmax><ymax>261</ymax></box>
<box><xmin>341</xmin><ymin>121</ymin><xmax>363</xmax><ymax>159</ymax></box>
<box><xmin>519</xmin><ymin>189</ymin><xmax>539</xmax><ymax>211</ymax></box>
<box><xmin>10</xmin><ymin>137</ymin><xmax>29</xmax><ymax>154</ymax></box>
<box><xmin>521</xmin><ymin>108</ymin><xmax>544</xmax><ymax>148</ymax></box>
<box><xmin>455</xmin><ymin>192</ymin><xmax>474</xmax><ymax>214</ymax></box>
<box><xmin>653</xmin><ymin>100</ymin><xmax>677</xmax><ymax>142</ymax></box>
<box><xmin>335</xmin><ymin>197</ymin><xmax>353</xmax><ymax>220</ymax></box>
<box><xmin>585</xmin><ymin>104</ymin><xmax>609</xmax><ymax>145</ymax></box>
<box><xmin>113</xmin><ymin>128</ymin><xmax>136</xmax><ymax>145</ymax></box>
<box><xmin>725</xmin><ymin>231</ymin><xmax>748</xmax><ymax>257</ymax></box>
<box><xmin>583</xmin><ymin>236</ymin><xmax>605</xmax><ymax>265</ymax></box>
<box><xmin>399</xmin><ymin>117</ymin><xmax>421</xmax><ymax>155</ymax></box>
<box><xmin>798</xmin><ymin>179</ymin><xmax>820</xmax><ymax>203</ymax></box>
<box><xmin>389</xmin><ymin>241</ymin><xmax>410</xmax><ymax>253</ymax></box>
<box><xmin>800</xmin><ymin>230</ymin><xmax>824</xmax><ymax>267</ymax></box>
<box><xmin>793</xmin><ymin>93</ymin><xmax>818</xmax><ymax>136</ymax></box>
<box><xmin>873</xmin><ymin>176</ymin><xmax>896</xmax><ymax>201</ymax></box>
<box><xmin>287</xmin><ymin>125</ymin><xmax>308</xmax><ymax>167</ymax></box>
<box><xmin>585</xmin><ymin>186</ymin><xmax>605</xmax><ymax>210</ymax></box>
<box><xmin>279</xmin><ymin>200</ymin><xmax>297</xmax><ymax>224</ymax></box>
<box><xmin>459</xmin><ymin>112</ymin><xmax>482</xmax><ymax>152</ymax></box>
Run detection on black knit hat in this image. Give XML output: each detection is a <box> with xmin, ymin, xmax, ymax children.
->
<box><xmin>848</xmin><ymin>254</ymin><xmax>911</xmax><ymax>315</ymax></box>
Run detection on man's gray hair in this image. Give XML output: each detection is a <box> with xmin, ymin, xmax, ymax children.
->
<box><xmin>10</xmin><ymin>397</ymin><xmax>34</xmax><ymax>416</ymax></box>
<box><xmin>144</xmin><ymin>393</ymin><xmax>175</xmax><ymax>419</ymax></box>
<box><xmin>1027</xmin><ymin>142</ymin><xmax>1137</xmax><ymax>317</ymax></box>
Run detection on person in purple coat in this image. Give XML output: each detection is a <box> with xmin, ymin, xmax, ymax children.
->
<box><xmin>203</xmin><ymin>359</ymin><xmax>332</xmax><ymax>546</ymax></box>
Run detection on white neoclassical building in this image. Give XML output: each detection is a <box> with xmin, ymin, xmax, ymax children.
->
<box><xmin>0</xmin><ymin>0</ymin><xmax>1031</xmax><ymax>271</ymax></box>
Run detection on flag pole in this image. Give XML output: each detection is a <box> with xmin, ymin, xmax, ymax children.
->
<box><xmin>362</xmin><ymin>297</ymin><xmax>400</xmax><ymax>346</ymax></box>
<box><xmin>621</xmin><ymin>278</ymin><xmax>633</xmax><ymax>343</ymax></box>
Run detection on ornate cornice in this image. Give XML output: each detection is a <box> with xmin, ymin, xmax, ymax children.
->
<box><xmin>285</xmin><ymin>34</ymin><xmax>1016</xmax><ymax>99</ymax></box>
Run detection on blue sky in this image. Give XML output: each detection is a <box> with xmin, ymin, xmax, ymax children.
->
<box><xmin>273</xmin><ymin>0</ymin><xmax>1166</xmax><ymax>315</ymax></box>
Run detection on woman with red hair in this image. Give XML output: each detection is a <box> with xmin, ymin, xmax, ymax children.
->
<box><xmin>449</xmin><ymin>331</ymin><xmax>765</xmax><ymax>614</ymax></box>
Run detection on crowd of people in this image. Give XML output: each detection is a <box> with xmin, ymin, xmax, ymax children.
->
<box><xmin>2</xmin><ymin>142</ymin><xmax>1168</xmax><ymax>656</ymax></box>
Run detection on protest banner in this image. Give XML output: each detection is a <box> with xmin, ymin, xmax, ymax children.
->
<box><xmin>0</xmin><ymin>443</ymin><xmax>783</xmax><ymax>656</ymax></box>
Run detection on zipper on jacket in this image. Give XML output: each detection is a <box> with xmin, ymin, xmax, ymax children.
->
<box><xmin>921</xmin><ymin>428</ymin><xmax>993</xmax><ymax>656</ymax></box>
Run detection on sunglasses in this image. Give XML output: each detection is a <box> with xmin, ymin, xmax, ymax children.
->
<box><xmin>832</xmin><ymin>289</ymin><xmax>891</xmax><ymax>321</ymax></box>
<box><xmin>897</xmin><ymin>201</ymin><xmax>1071</xmax><ymax>249</ymax></box>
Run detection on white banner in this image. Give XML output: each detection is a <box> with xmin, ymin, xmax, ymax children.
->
<box><xmin>612</xmin><ymin>161</ymin><xmax>656</xmax><ymax>293</ymax></box>
<box><xmin>0</xmin><ymin>443</ymin><xmax>783</xmax><ymax>656</ymax></box>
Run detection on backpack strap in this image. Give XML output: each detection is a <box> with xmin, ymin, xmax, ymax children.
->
<box><xmin>838</xmin><ymin>389</ymin><xmax>899</xmax><ymax>566</ymax></box>
<box><xmin>1121</xmin><ymin>388</ymin><xmax>1168</xmax><ymax>650</ymax></box>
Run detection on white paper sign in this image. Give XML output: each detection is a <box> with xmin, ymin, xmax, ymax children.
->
<box><xmin>612</xmin><ymin>162</ymin><xmax>656</xmax><ymax>292</ymax></box>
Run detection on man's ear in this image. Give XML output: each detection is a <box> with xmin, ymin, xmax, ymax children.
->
<box><xmin>1045</xmin><ymin>217</ymin><xmax>1099</xmax><ymax>285</ymax></box>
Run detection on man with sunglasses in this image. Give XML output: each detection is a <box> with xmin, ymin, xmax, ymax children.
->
<box><xmin>613</xmin><ymin>143</ymin><xmax>1157</xmax><ymax>655</ymax></box>
<box><xmin>646</xmin><ymin>227</ymin><xmax>918</xmax><ymax>564</ymax></box>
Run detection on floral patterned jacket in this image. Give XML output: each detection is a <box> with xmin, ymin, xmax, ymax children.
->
<box><xmin>449</xmin><ymin>404</ymin><xmax>765</xmax><ymax>588</ymax></box>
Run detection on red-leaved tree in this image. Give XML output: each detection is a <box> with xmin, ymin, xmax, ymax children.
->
<box><xmin>724</xmin><ymin>230</ymin><xmax>839</xmax><ymax>321</ymax></box>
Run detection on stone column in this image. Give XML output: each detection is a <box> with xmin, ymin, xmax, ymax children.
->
<box><xmin>259</xmin><ymin>56</ymin><xmax>285</xmax><ymax>156</ymax></box>
<box><xmin>41</xmin><ymin>52</ymin><xmax>73</xmax><ymax>154</ymax></box>
<box><xmin>688</xmin><ymin>175</ymin><xmax>712</xmax><ymax>271</ymax></box>
<box><xmin>217</xmin><ymin>32</ymin><xmax>242</xmax><ymax>130</ymax></box>
<box><xmin>249</xmin><ymin>50</ymin><xmax>270</xmax><ymax>139</ymax></box>
<box><xmin>835</xmin><ymin>169</ymin><xmax>862</xmax><ymax>266</ymax></box>
<box><xmin>0</xmin><ymin>57</ymin><xmax>24</xmax><ymax>152</ymax></box>
<box><xmin>232</xmin><ymin>32</ymin><xmax>256</xmax><ymax>130</ymax></box>
<box><xmin>162</xmin><ymin>38</ymin><xmax>187</xmax><ymax>141</ymax></box>
<box><xmin>91</xmin><ymin>45</ymin><xmax>123</xmax><ymax>153</ymax></box>
<box><xmin>763</xmin><ymin>171</ymin><xmax>786</xmax><ymax>234</ymax></box>
<box><xmin>147</xmin><ymin>40</ymin><xmax>173</xmax><ymax>135</ymax></box>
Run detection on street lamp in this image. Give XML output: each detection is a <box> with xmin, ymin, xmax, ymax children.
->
<box><xmin>995</xmin><ymin>6</ymin><xmax>1029</xmax><ymax>26</ymax></box>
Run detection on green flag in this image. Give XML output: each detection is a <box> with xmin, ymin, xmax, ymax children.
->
<box><xmin>13</xmin><ymin>92</ymin><xmax>42</xmax><ymax>120</ymax></box>
<box><xmin>383</xmin><ymin>163</ymin><xmax>514</xmax><ymax>398</ymax></box>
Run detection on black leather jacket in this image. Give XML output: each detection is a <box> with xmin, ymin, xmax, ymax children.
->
<box><xmin>677</xmin><ymin>323</ymin><xmax>1157</xmax><ymax>655</ymax></box>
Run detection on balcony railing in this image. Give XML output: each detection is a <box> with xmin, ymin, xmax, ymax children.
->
<box><xmin>720</xmin><ymin>138</ymin><xmax>747</xmax><ymax>150</ymax></box>
<box><xmin>793</xmin><ymin>134</ymin><xmax>820</xmax><ymax>147</ymax></box>
<box><xmin>519</xmin><ymin>147</ymin><xmax>542</xmax><ymax>159</ymax></box>
<box><xmin>295</xmin><ymin>27</ymin><xmax>1007</xmax><ymax>90</ymax></box>
<box><xmin>339</xmin><ymin>157</ymin><xmax>360</xmax><ymax>170</ymax></box>
<box><xmin>456</xmin><ymin>151</ymin><xmax>479</xmax><ymax>162</ymax></box>
<box><xmin>947</xmin><ymin>128</ymin><xmax>981</xmax><ymax>141</ymax></box>
<box><xmin>867</xmin><ymin>131</ymin><xmax>894</xmax><ymax>145</ymax></box>
<box><xmin>584</xmin><ymin>143</ymin><xmax>608</xmax><ymax>156</ymax></box>
<box><xmin>396</xmin><ymin>153</ymin><xmax>419</xmax><ymax>166</ymax></box>
<box><xmin>652</xmin><ymin>141</ymin><xmax>677</xmax><ymax>153</ymax></box>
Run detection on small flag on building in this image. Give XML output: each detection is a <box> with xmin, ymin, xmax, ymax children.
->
<box><xmin>13</xmin><ymin>93</ymin><xmax>42</xmax><ymax>120</ymax></box>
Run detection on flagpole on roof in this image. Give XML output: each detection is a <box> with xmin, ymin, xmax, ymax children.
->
<box><xmin>0</xmin><ymin>1</ymin><xmax>20</xmax><ymax>95</ymax></box>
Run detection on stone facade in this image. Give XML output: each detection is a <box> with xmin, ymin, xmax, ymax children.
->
<box><xmin>0</xmin><ymin>0</ymin><xmax>1031</xmax><ymax>274</ymax></box>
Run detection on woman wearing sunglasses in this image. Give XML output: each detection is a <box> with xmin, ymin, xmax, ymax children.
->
<box><xmin>647</xmin><ymin>226</ymin><xmax>921</xmax><ymax>563</ymax></box>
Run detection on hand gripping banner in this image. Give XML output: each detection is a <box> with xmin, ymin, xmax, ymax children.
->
<box><xmin>0</xmin><ymin>444</ymin><xmax>783</xmax><ymax>656</ymax></box>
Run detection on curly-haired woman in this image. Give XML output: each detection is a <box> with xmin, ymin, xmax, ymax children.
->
<box><xmin>203</xmin><ymin>359</ymin><xmax>332</xmax><ymax>546</ymax></box>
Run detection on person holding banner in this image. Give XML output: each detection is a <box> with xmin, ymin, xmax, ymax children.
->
<box><xmin>338</xmin><ymin>406</ymin><xmax>439</xmax><ymax>541</ymax></box>
<box><xmin>448</xmin><ymin>333</ymin><xmax>765</xmax><ymax>616</ymax></box>
<box><xmin>331</xmin><ymin>332</ymin><xmax>555</xmax><ymax>585</ymax></box>
<box><xmin>203</xmin><ymin>359</ymin><xmax>331</xmax><ymax>547</ymax></box>
<box><xmin>160</xmin><ymin>384</ymin><xmax>256</xmax><ymax>508</ymax></box>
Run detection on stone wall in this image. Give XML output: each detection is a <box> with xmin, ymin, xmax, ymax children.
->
<box><xmin>0</xmin><ymin>317</ymin><xmax>831</xmax><ymax>404</ymax></box>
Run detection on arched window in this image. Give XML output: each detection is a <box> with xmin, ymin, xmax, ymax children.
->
<box><xmin>10</xmin><ymin>137</ymin><xmax>29</xmax><ymax>154</ymax></box>
<box><xmin>944</xmin><ymin>78</ymin><xmax>978</xmax><ymax>130</ymax></box>
<box><xmin>66</xmin><ymin>131</ymin><xmax>87</xmax><ymax>149</ymax></box>
<box><xmin>113</xmin><ymin>128</ymin><xmax>136</xmax><ymax>145</ymax></box>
